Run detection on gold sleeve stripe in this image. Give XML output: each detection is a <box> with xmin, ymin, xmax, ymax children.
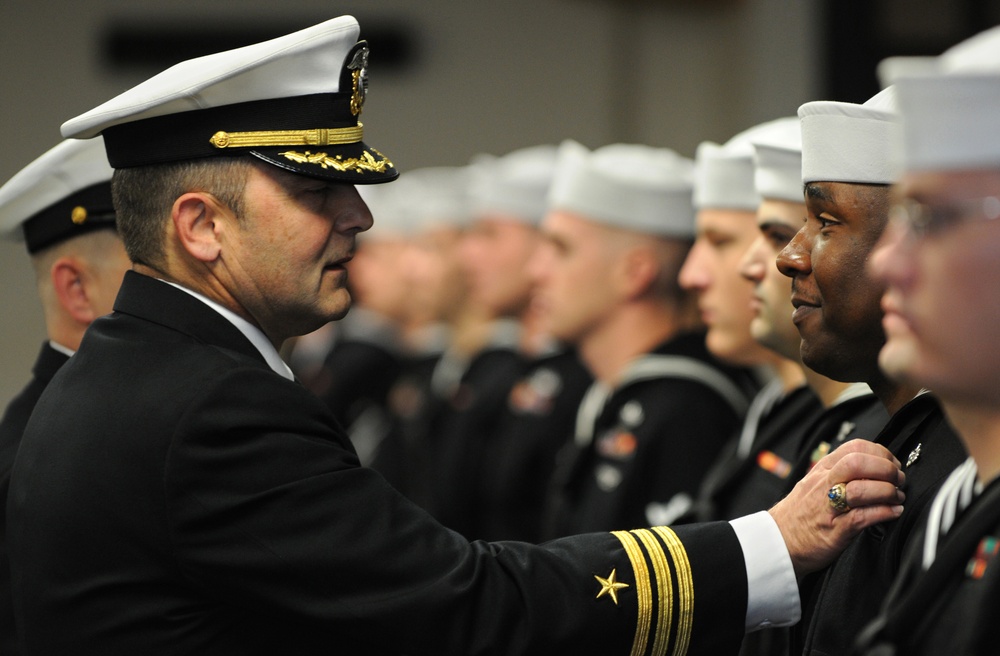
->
<box><xmin>631</xmin><ymin>529</ymin><xmax>674</xmax><ymax>656</ymax></box>
<box><xmin>654</xmin><ymin>526</ymin><xmax>694</xmax><ymax>656</ymax></box>
<box><xmin>612</xmin><ymin>530</ymin><xmax>653</xmax><ymax>656</ymax></box>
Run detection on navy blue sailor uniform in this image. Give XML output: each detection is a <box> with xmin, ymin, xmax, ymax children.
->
<box><xmin>8</xmin><ymin>272</ymin><xmax>768</xmax><ymax>655</ymax></box>
<box><xmin>473</xmin><ymin>346</ymin><xmax>593</xmax><ymax>542</ymax></box>
<box><xmin>545</xmin><ymin>331</ymin><xmax>759</xmax><ymax>538</ymax></box>
<box><xmin>369</xmin><ymin>326</ymin><xmax>449</xmax><ymax>505</ymax></box>
<box><xmin>791</xmin><ymin>392</ymin><xmax>968</xmax><ymax>656</ymax></box>
<box><xmin>424</xmin><ymin>319</ymin><xmax>528</xmax><ymax>538</ymax></box>
<box><xmin>302</xmin><ymin>307</ymin><xmax>405</xmax><ymax>465</ymax></box>
<box><xmin>856</xmin><ymin>458</ymin><xmax>1000</xmax><ymax>656</ymax></box>
<box><xmin>692</xmin><ymin>381</ymin><xmax>822</xmax><ymax>523</ymax></box>
<box><xmin>785</xmin><ymin>386</ymin><xmax>892</xmax><ymax>489</ymax></box>
<box><xmin>733</xmin><ymin>386</ymin><xmax>889</xmax><ymax>656</ymax></box>
<box><xmin>704</xmin><ymin>383</ymin><xmax>890</xmax><ymax>525</ymax></box>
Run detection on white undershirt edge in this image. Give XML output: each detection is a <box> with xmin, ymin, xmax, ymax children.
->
<box><xmin>48</xmin><ymin>341</ymin><xmax>76</xmax><ymax>358</ymax></box>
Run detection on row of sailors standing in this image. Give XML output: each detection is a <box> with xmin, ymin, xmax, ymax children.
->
<box><xmin>282</xmin><ymin>82</ymin><xmax>972</xmax><ymax>655</ymax></box>
<box><xmin>288</xmin><ymin>140</ymin><xmax>760</xmax><ymax>544</ymax></box>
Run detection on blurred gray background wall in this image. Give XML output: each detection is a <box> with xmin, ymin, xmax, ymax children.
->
<box><xmin>1</xmin><ymin>0</ymin><xmax>989</xmax><ymax>406</ymax></box>
<box><xmin>0</xmin><ymin>0</ymin><xmax>823</xmax><ymax>405</ymax></box>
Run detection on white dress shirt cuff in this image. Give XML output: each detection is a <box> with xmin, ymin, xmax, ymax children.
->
<box><xmin>730</xmin><ymin>511</ymin><xmax>801</xmax><ymax>631</ymax></box>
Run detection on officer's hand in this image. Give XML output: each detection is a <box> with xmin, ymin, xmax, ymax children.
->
<box><xmin>768</xmin><ymin>439</ymin><xmax>905</xmax><ymax>578</ymax></box>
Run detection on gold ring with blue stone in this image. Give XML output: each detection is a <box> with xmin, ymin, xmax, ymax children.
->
<box><xmin>827</xmin><ymin>482</ymin><xmax>850</xmax><ymax>512</ymax></box>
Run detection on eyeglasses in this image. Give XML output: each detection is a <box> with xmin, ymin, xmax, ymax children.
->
<box><xmin>890</xmin><ymin>196</ymin><xmax>1000</xmax><ymax>239</ymax></box>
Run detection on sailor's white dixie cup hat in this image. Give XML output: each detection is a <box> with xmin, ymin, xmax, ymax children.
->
<box><xmin>548</xmin><ymin>140</ymin><xmax>697</xmax><ymax>238</ymax></box>
<box><xmin>798</xmin><ymin>87</ymin><xmax>901</xmax><ymax>185</ymax></box>
<box><xmin>879</xmin><ymin>24</ymin><xmax>1000</xmax><ymax>172</ymax></box>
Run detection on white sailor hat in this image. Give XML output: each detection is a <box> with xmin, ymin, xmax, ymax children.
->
<box><xmin>359</xmin><ymin>166</ymin><xmax>473</xmax><ymax>240</ymax></box>
<box><xmin>357</xmin><ymin>180</ymin><xmax>412</xmax><ymax>240</ymax></box>
<box><xmin>750</xmin><ymin>117</ymin><xmax>803</xmax><ymax>203</ymax></box>
<box><xmin>694</xmin><ymin>119</ymin><xmax>794</xmax><ymax>211</ymax></box>
<box><xmin>61</xmin><ymin>16</ymin><xmax>397</xmax><ymax>184</ymax></box>
<box><xmin>0</xmin><ymin>138</ymin><xmax>116</xmax><ymax>254</ymax></box>
<box><xmin>547</xmin><ymin>140</ymin><xmax>696</xmax><ymax>238</ymax></box>
<box><xmin>879</xmin><ymin>25</ymin><xmax>1000</xmax><ymax>172</ymax></box>
<box><xmin>403</xmin><ymin>166</ymin><xmax>472</xmax><ymax>229</ymax></box>
<box><xmin>799</xmin><ymin>87</ymin><xmax>901</xmax><ymax>185</ymax></box>
<box><xmin>469</xmin><ymin>145</ymin><xmax>558</xmax><ymax>225</ymax></box>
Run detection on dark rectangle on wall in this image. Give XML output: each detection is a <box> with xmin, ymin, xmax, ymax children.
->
<box><xmin>100</xmin><ymin>18</ymin><xmax>414</xmax><ymax>73</ymax></box>
<box><xmin>822</xmin><ymin>0</ymin><xmax>1000</xmax><ymax>103</ymax></box>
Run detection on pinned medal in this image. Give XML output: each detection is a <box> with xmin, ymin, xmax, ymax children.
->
<box><xmin>906</xmin><ymin>443</ymin><xmax>922</xmax><ymax>468</ymax></box>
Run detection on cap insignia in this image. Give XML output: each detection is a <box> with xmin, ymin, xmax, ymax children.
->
<box><xmin>594</xmin><ymin>568</ymin><xmax>629</xmax><ymax>605</ymax></box>
<box><xmin>71</xmin><ymin>206</ymin><xmax>88</xmax><ymax>225</ymax></box>
<box><xmin>279</xmin><ymin>148</ymin><xmax>394</xmax><ymax>174</ymax></box>
<box><xmin>348</xmin><ymin>46</ymin><xmax>369</xmax><ymax>116</ymax></box>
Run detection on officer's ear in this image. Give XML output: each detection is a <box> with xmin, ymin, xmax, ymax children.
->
<box><xmin>171</xmin><ymin>192</ymin><xmax>229</xmax><ymax>263</ymax></box>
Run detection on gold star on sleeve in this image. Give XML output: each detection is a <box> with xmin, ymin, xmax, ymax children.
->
<box><xmin>595</xmin><ymin>568</ymin><xmax>630</xmax><ymax>605</ymax></box>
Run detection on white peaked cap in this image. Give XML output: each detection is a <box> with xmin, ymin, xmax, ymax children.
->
<box><xmin>547</xmin><ymin>140</ymin><xmax>696</xmax><ymax>238</ymax></box>
<box><xmin>799</xmin><ymin>87</ymin><xmax>901</xmax><ymax>185</ymax></box>
<box><xmin>60</xmin><ymin>16</ymin><xmax>396</xmax><ymax>184</ymax></box>
<box><xmin>0</xmin><ymin>138</ymin><xmax>116</xmax><ymax>253</ymax></box>
<box><xmin>64</xmin><ymin>15</ymin><xmax>359</xmax><ymax>138</ymax></box>
<box><xmin>750</xmin><ymin>117</ymin><xmax>803</xmax><ymax>203</ymax></box>
<box><xmin>469</xmin><ymin>145</ymin><xmax>558</xmax><ymax>225</ymax></box>
<box><xmin>880</xmin><ymin>25</ymin><xmax>1000</xmax><ymax>172</ymax></box>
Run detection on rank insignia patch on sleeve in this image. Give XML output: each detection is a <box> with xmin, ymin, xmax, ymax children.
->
<box><xmin>594</xmin><ymin>568</ymin><xmax>630</xmax><ymax>605</ymax></box>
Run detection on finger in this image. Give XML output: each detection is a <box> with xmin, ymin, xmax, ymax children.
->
<box><xmin>842</xmin><ymin>479</ymin><xmax>906</xmax><ymax>509</ymax></box>
<box><xmin>823</xmin><ymin>439</ymin><xmax>902</xmax><ymax>469</ymax></box>
<box><xmin>828</xmin><ymin>451</ymin><xmax>906</xmax><ymax>488</ymax></box>
<box><xmin>836</xmin><ymin>503</ymin><xmax>905</xmax><ymax>532</ymax></box>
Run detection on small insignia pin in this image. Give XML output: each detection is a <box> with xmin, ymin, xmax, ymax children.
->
<box><xmin>594</xmin><ymin>568</ymin><xmax>629</xmax><ymax>605</ymax></box>
<box><xmin>808</xmin><ymin>441</ymin><xmax>831</xmax><ymax>471</ymax></box>
<box><xmin>906</xmin><ymin>443</ymin><xmax>922</xmax><ymax>468</ymax></box>
<box><xmin>834</xmin><ymin>421</ymin><xmax>856</xmax><ymax>443</ymax></box>
<box><xmin>71</xmin><ymin>206</ymin><xmax>88</xmax><ymax>225</ymax></box>
<box><xmin>620</xmin><ymin>401</ymin><xmax>644</xmax><ymax>428</ymax></box>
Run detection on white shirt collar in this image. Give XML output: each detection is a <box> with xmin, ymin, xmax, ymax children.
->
<box><xmin>160</xmin><ymin>280</ymin><xmax>295</xmax><ymax>381</ymax></box>
<box><xmin>48</xmin><ymin>341</ymin><xmax>76</xmax><ymax>358</ymax></box>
